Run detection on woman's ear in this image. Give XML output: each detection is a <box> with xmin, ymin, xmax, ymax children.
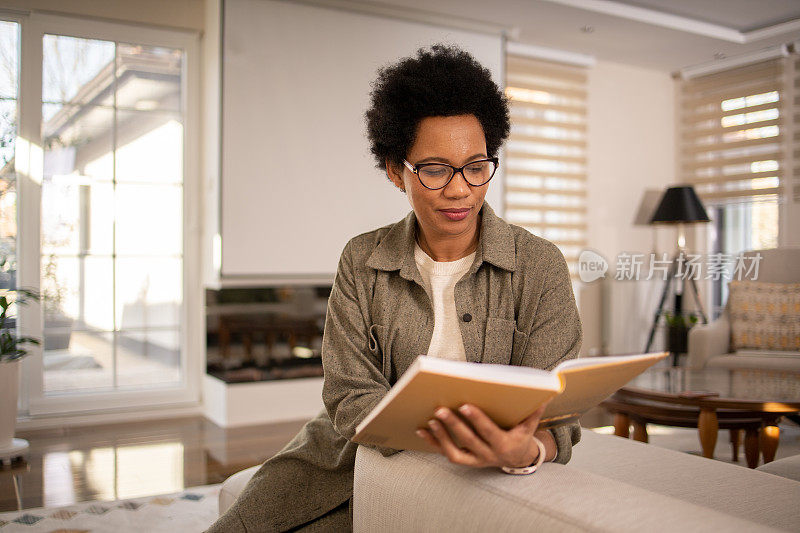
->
<box><xmin>385</xmin><ymin>158</ymin><xmax>406</xmax><ymax>192</ymax></box>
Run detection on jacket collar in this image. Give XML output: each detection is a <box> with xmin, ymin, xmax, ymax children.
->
<box><xmin>365</xmin><ymin>202</ymin><xmax>516</xmax><ymax>282</ymax></box>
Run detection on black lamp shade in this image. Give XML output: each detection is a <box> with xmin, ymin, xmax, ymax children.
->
<box><xmin>650</xmin><ymin>186</ymin><xmax>710</xmax><ymax>224</ymax></box>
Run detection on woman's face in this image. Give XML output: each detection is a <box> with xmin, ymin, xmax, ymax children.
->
<box><xmin>387</xmin><ymin>114</ymin><xmax>490</xmax><ymax>247</ymax></box>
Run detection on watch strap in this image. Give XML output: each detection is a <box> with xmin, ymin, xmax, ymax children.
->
<box><xmin>501</xmin><ymin>436</ymin><xmax>546</xmax><ymax>475</ymax></box>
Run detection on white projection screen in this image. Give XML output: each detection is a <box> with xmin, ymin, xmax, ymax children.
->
<box><xmin>221</xmin><ymin>0</ymin><xmax>505</xmax><ymax>279</ymax></box>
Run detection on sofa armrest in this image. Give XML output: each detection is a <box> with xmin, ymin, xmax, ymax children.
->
<box><xmin>352</xmin><ymin>444</ymin><xmax>775</xmax><ymax>532</ymax></box>
<box><xmin>687</xmin><ymin>311</ymin><xmax>730</xmax><ymax>369</ymax></box>
<box><xmin>219</xmin><ymin>465</ymin><xmax>260</xmax><ymax>515</ymax></box>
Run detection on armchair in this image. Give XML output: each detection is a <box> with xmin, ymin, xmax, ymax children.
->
<box><xmin>687</xmin><ymin>246</ymin><xmax>800</xmax><ymax>372</ymax></box>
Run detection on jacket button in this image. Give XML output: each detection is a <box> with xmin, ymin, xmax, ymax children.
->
<box><xmin>462</xmin><ymin>313</ymin><xmax>472</xmax><ymax>323</ymax></box>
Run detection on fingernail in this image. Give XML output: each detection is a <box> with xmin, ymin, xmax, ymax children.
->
<box><xmin>435</xmin><ymin>408</ymin><xmax>449</xmax><ymax>419</ymax></box>
<box><xmin>459</xmin><ymin>405</ymin><xmax>471</xmax><ymax>415</ymax></box>
<box><xmin>416</xmin><ymin>430</ymin><xmax>425</xmax><ymax>438</ymax></box>
<box><xmin>428</xmin><ymin>419</ymin><xmax>438</xmax><ymax>429</ymax></box>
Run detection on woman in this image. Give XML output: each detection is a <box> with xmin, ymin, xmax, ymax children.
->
<box><xmin>209</xmin><ymin>44</ymin><xmax>582</xmax><ymax>533</ymax></box>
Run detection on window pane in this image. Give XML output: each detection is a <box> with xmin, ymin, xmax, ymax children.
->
<box><xmin>116</xmin><ymin>43</ymin><xmax>182</xmax><ymax>111</ymax></box>
<box><xmin>0</xmin><ymin>21</ymin><xmax>18</xmax><ymax>99</ymax></box>
<box><xmin>43</xmin><ymin>104</ymin><xmax>114</xmax><ymax>180</ymax></box>
<box><xmin>0</xmin><ymin>174</ymin><xmax>14</xmax><ymax>289</ymax></box>
<box><xmin>116</xmin><ymin>110</ymin><xmax>183</xmax><ymax>183</ymax></box>
<box><xmin>117</xmin><ymin>329</ymin><xmax>181</xmax><ymax>388</ymax></box>
<box><xmin>0</xmin><ymin>21</ymin><xmax>17</xmax><ymax>294</ymax></box>
<box><xmin>43</xmin><ymin>35</ymin><xmax>114</xmax><ymax>105</ymax></box>
<box><xmin>710</xmin><ymin>199</ymin><xmax>779</xmax><ymax>318</ymax></box>
<box><xmin>40</xmin><ymin>254</ymin><xmax>114</xmax><ymax>330</ymax></box>
<box><xmin>115</xmin><ymin>183</ymin><xmax>182</xmax><ymax>256</ymax></box>
<box><xmin>0</xmin><ymin>100</ymin><xmax>16</xmax><ymax>168</ymax></box>
<box><xmin>84</xmin><ymin>256</ymin><xmax>114</xmax><ymax>331</ymax></box>
<box><xmin>42</xmin><ymin>177</ymin><xmax>114</xmax><ymax>256</ymax></box>
<box><xmin>0</xmin><ymin>100</ymin><xmax>16</xmax><ymax>290</ymax></box>
<box><xmin>115</xmin><ymin>257</ymin><xmax>181</xmax><ymax>329</ymax></box>
<box><xmin>44</xmin><ymin>330</ymin><xmax>114</xmax><ymax>393</ymax></box>
<box><xmin>41</xmin><ymin>254</ymin><xmax>80</xmax><ymax>323</ymax></box>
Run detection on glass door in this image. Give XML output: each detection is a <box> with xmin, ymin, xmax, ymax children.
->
<box><xmin>16</xmin><ymin>13</ymin><xmax>200</xmax><ymax>416</ymax></box>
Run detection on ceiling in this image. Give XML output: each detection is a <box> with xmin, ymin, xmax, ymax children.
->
<box><xmin>363</xmin><ymin>0</ymin><xmax>800</xmax><ymax>71</ymax></box>
<box><xmin>613</xmin><ymin>0</ymin><xmax>800</xmax><ymax>32</ymax></box>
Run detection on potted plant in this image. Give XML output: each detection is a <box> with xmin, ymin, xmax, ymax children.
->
<box><xmin>0</xmin><ymin>287</ymin><xmax>40</xmax><ymax>464</ymax></box>
<box><xmin>663</xmin><ymin>311</ymin><xmax>700</xmax><ymax>356</ymax></box>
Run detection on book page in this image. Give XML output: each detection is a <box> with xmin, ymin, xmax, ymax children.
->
<box><xmin>553</xmin><ymin>352</ymin><xmax>666</xmax><ymax>373</ymax></box>
<box><xmin>543</xmin><ymin>352</ymin><xmax>668</xmax><ymax>419</ymax></box>
<box><xmin>418</xmin><ymin>356</ymin><xmax>561</xmax><ymax>388</ymax></box>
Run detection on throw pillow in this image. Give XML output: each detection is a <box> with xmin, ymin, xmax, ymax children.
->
<box><xmin>728</xmin><ymin>281</ymin><xmax>800</xmax><ymax>352</ymax></box>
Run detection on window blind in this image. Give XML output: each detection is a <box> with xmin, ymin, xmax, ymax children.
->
<box><xmin>680</xmin><ymin>58</ymin><xmax>787</xmax><ymax>204</ymax></box>
<box><xmin>504</xmin><ymin>55</ymin><xmax>588</xmax><ymax>277</ymax></box>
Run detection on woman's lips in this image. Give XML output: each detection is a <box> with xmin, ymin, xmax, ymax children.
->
<box><xmin>439</xmin><ymin>208</ymin><xmax>470</xmax><ymax>221</ymax></box>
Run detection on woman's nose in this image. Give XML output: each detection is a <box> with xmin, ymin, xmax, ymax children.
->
<box><xmin>442</xmin><ymin>169</ymin><xmax>471</xmax><ymax>197</ymax></box>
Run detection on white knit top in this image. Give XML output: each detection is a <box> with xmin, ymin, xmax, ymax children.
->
<box><xmin>414</xmin><ymin>242</ymin><xmax>476</xmax><ymax>361</ymax></box>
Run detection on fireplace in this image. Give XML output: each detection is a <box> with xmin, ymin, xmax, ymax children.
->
<box><xmin>205</xmin><ymin>285</ymin><xmax>331</xmax><ymax>383</ymax></box>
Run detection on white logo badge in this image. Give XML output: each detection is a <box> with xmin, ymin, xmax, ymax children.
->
<box><xmin>578</xmin><ymin>249</ymin><xmax>608</xmax><ymax>283</ymax></box>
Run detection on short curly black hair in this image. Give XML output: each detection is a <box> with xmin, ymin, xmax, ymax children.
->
<box><xmin>365</xmin><ymin>44</ymin><xmax>510</xmax><ymax>173</ymax></box>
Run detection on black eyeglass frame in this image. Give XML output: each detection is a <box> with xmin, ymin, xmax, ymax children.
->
<box><xmin>402</xmin><ymin>157</ymin><xmax>499</xmax><ymax>190</ymax></box>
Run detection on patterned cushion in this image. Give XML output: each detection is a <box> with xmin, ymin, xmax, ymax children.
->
<box><xmin>729</xmin><ymin>281</ymin><xmax>800</xmax><ymax>351</ymax></box>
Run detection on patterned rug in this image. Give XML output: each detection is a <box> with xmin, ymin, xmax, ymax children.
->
<box><xmin>0</xmin><ymin>484</ymin><xmax>220</xmax><ymax>532</ymax></box>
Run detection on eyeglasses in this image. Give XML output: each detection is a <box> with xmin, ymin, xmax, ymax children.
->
<box><xmin>402</xmin><ymin>157</ymin><xmax>499</xmax><ymax>190</ymax></box>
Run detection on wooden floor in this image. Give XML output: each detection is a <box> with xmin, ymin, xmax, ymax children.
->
<box><xmin>4</xmin><ymin>409</ymin><xmax>796</xmax><ymax>513</ymax></box>
<box><xmin>1</xmin><ymin>416</ymin><xmax>308</xmax><ymax>512</ymax></box>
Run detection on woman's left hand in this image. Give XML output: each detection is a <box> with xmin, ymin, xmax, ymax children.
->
<box><xmin>416</xmin><ymin>400</ymin><xmax>552</xmax><ymax>468</ymax></box>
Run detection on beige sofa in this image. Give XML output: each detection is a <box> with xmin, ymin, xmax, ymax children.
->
<box><xmin>219</xmin><ymin>429</ymin><xmax>800</xmax><ymax>531</ymax></box>
<box><xmin>687</xmin><ymin>246</ymin><xmax>800</xmax><ymax>373</ymax></box>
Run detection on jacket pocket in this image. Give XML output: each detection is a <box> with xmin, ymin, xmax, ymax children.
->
<box><xmin>367</xmin><ymin>323</ymin><xmax>391</xmax><ymax>380</ymax></box>
<box><xmin>482</xmin><ymin>317</ymin><xmax>519</xmax><ymax>365</ymax></box>
<box><xmin>509</xmin><ymin>327</ymin><xmax>529</xmax><ymax>367</ymax></box>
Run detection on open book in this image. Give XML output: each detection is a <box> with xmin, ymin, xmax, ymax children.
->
<box><xmin>353</xmin><ymin>351</ymin><xmax>668</xmax><ymax>452</ymax></box>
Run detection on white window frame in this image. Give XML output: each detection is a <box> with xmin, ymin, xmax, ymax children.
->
<box><xmin>15</xmin><ymin>12</ymin><xmax>202</xmax><ymax>417</ymax></box>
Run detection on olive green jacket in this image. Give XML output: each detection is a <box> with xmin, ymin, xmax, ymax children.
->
<box><xmin>209</xmin><ymin>202</ymin><xmax>583</xmax><ymax>532</ymax></box>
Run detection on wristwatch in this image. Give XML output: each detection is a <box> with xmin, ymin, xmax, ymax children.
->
<box><xmin>500</xmin><ymin>436</ymin><xmax>546</xmax><ymax>475</ymax></box>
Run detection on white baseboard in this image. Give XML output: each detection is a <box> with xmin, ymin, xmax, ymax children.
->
<box><xmin>203</xmin><ymin>374</ymin><xmax>324</xmax><ymax>427</ymax></box>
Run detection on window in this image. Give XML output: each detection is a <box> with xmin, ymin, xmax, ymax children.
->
<box><xmin>40</xmin><ymin>34</ymin><xmax>185</xmax><ymax>393</ymax></box>
<box><xmin>0</xmin><ymin>20</ymin><xmax>18</xmax><ymax>295</ymax></box>
<box><xmin>679</xmin><ymin>56</ymin><xmax>790</xmax><ymax>317</ymax></box>
<box><xmin>504</xmin><ymin>55</ymin><xmax>588</xmax><ymax>277</ymax></box>
<box><xmin>10</xmin><ymin>13</ymin><xmax>199</xmax><ymax>416</ymax></box>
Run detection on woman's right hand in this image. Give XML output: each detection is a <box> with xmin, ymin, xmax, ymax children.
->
<box><xmin>416</xmin><ymin>398</ymin><xmax>554</xmax><ymax>468</ymax></box>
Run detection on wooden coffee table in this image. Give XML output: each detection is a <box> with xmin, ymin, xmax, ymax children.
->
<box><xmin>601</xmin><ymin>365</ymin><xmax>800</xmax><ymax>468</ymax></box>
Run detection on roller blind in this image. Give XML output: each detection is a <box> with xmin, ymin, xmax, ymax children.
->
<box><xmin>221</xmin><ymin>0</ymin><xmax>504</xmax><ymax>279</ymax></box>
<box><xmin>680</xmin><ymin>58</ymin><xmax>786</xmax><ymax>204</ymax></box>
<box><xmin>504</xmin><ymin>55</ymin><xmax>588</xmax><ymax>277</ymax></box>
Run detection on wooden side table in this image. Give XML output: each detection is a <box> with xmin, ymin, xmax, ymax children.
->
<box><xmin>602</xmin><ymin>387</ymin><xmax>797</xmax><ymax>468</ymax></box>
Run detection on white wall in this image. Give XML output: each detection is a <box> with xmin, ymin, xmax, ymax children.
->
<box><xmin>219</xmin><ymin>0</ymin><xmax>504</xmax><ymax>281</ymax></box>
<box><xmin>2</xmin><ymin>0</ymin><xmax>204</xmax><ymax>31</ymax></box>
<box><xmin>580</xmin><ymin>60</ymin><xmax>676</xmax><ymax>356</ymax></box>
